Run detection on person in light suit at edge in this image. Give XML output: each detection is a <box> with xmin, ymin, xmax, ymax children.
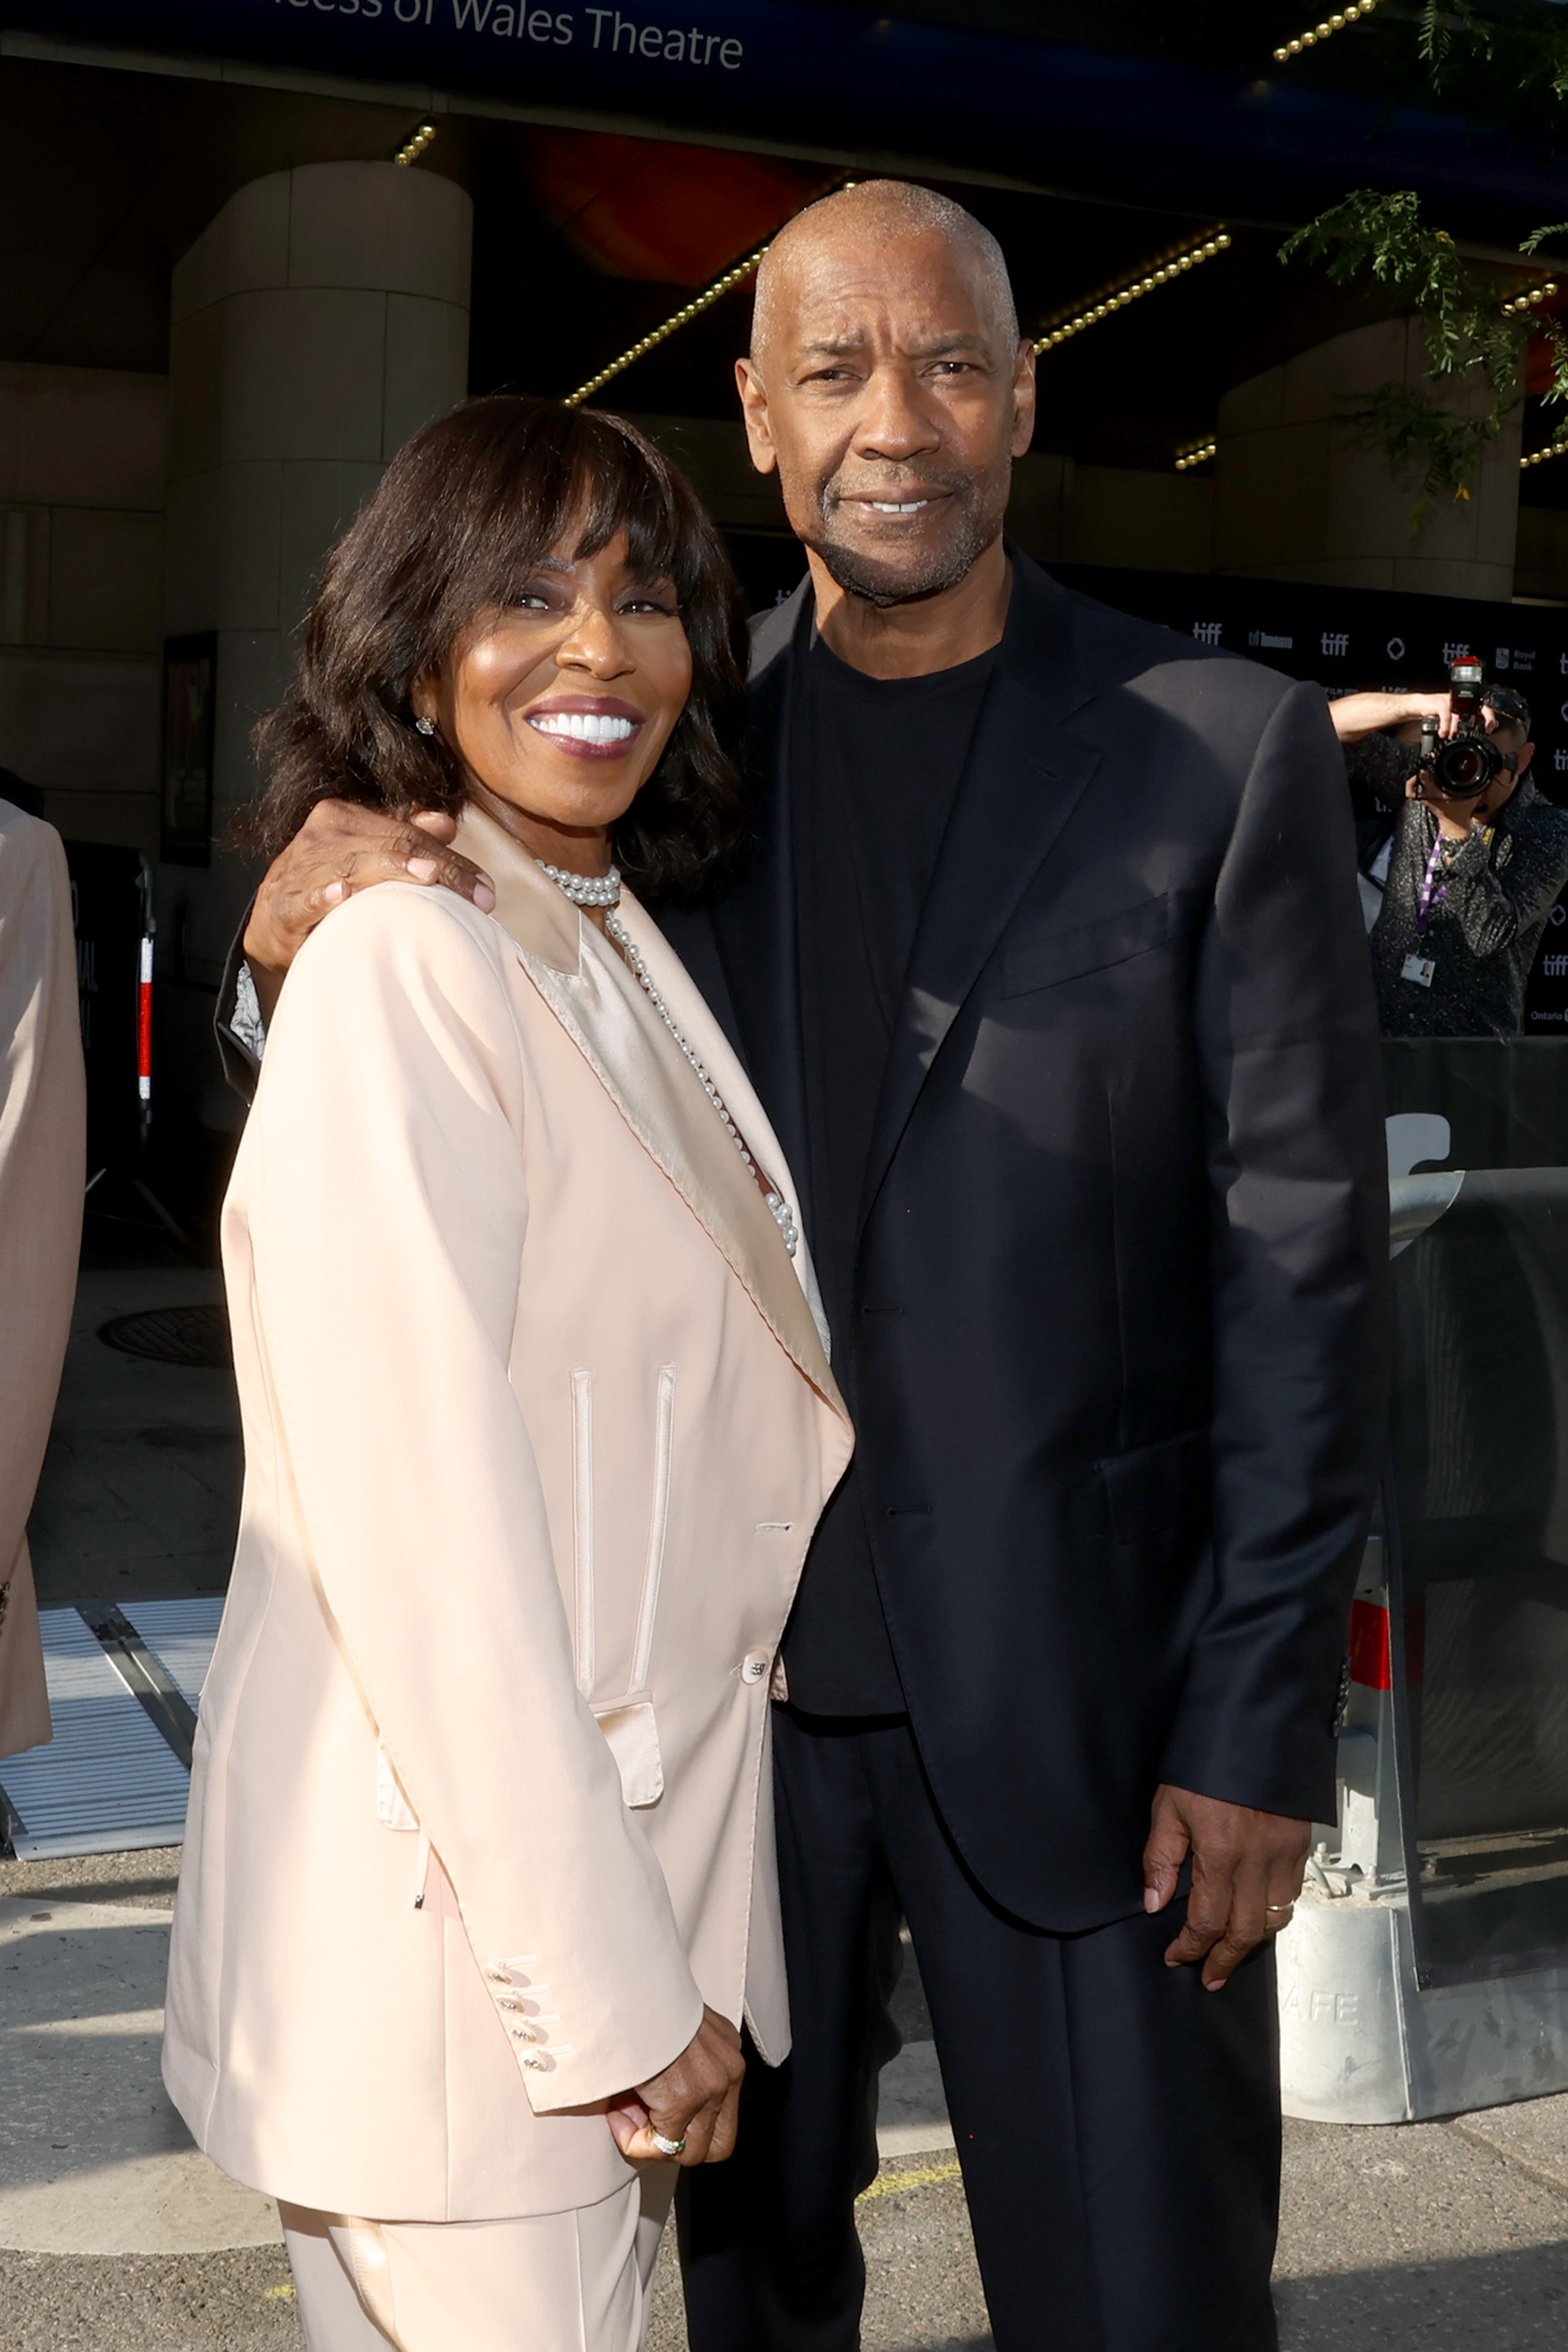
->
<box><xmin>0</xmin><ymin>787</ymin><xmax>84</xmax><ymax>1768</ymax></box>
<box><xmin>161</xmin><ymin>397</ymin><xmax>852</xmax><ymax>2351</ymax></box>
<box><xmin>214</xmin><ymin>185</ymin><xmax>1389</xmax><ymax>2352</ymax></box>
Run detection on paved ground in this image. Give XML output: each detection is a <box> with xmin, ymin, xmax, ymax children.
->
<box><xmin>6</xmin><ymin>2101</ymin><xmax>1568</xmax><ymax>2349</ymax></box>
<box><xmin>5</xmin><ymin>1846</ymin><xmax>1568</xmax><ymax>2348</ymax></box>
<box><xmin>6</xmin><ymin>1257</ymin><xmax>1568</xmax><ymax>2345</ymax></box>
<box><xmin>27</xmin><ymin>1262</ymin><xmax>239</xmax><ymax>1612</ymax></box>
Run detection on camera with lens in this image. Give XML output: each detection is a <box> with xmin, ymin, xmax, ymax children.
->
<box><xmin>1417</xmin><ymin>657</ymin><xmax>1514</xmax><ymax>798</ymax></box>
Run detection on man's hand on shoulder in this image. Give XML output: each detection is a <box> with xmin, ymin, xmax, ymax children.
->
<box><xmin>1142</xmin><ymin>1783</ymin><xmax>1309</xmax><ymax>1991</ymax></box>
<box><xmin>242</xmin><ymin>802</ymin><xmax>496</xmax><ymax>1027</ymax></box>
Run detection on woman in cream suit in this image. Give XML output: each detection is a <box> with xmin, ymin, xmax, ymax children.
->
<box><xmin>162</xmin><ymin>397</ymin><xmax>851</xmax><ymax>2351</ymax></box>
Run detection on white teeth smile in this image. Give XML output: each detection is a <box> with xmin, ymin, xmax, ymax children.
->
<box><xmin>867</xmin><ymin>500</ymin><xmax>930</xmax><ymax>514</ymax></box>
<box><xmin>529</xmin><ymin>711</ymin><xmax>637</xmax><ymax>743</ymax></box>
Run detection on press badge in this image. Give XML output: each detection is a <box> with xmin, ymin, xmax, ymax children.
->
<box><xmin>1401</xmin><ymin>953</ymin><xmax>1436</xmax><ymax>989</ymax></box>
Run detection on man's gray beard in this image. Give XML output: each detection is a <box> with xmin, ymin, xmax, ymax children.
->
<box><xmin>807</xmin><ymin>493</ymin><xmax>995</xmax><ymax>610</ymax></box>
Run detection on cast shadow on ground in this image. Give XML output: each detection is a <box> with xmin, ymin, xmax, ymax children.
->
<box><xmin>1276</xmin><ymin>2240</ymin><xmax>1568</xmax><ymax>2349</ymax></box>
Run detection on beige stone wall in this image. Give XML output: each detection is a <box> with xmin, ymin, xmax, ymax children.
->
<box><xmin>1008</xmin><ymin>455</ymin><xmax>1214</xmax><ymax>573</ymax></box>
<box><xmin>166</xmin><ymin>163</ymin><xmax>474</xmax><ymax>856</ymax></box>
<box><xmin>620</xmin><ymin>418</ymin><xmax>1213</xmax><ymax>577</ymax></box>
<box><xmin>618</xmin><ymin>413</ymin><xmax>789</xmax><ymax>536</ymax></box>
<box><xmin>10</xmin><ymin>343</ymin><xmax>1539</xmax><ymax>885</ymax></box>
<box><xmin>1215</xmin><ymin>319</ymin><xmax>1521</xmax><ymax>601</ymax></box>
<box><xmin>158</xmin><ymin>160</ymin><xmax>474</xmax><ymax>1134</ymax></box>
<box><xmin>0</xmin><ymin>363</ymin><xmax>167</xmax><ymax>846</ymax></box>
<box><xmin>1515</xmin><ymin>507</ymin><xmax>1568</xmax><ymax>605</ymax></box>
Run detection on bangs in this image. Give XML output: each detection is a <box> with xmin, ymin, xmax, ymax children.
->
<box><xmin>434</xmin><ymin>403</ymin><xmax>695</xmax><ymax>632</ymax></box>
<box><xmin>570</xmin><ymin>420</ymin><xmax>692</xmax><ymax>588</ymax></box>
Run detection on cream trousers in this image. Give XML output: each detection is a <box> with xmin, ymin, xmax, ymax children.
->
<box><xmin>280</xmin><ymin>2172</ymin><xmax>676</xmax><ymax>2352</ymax></box>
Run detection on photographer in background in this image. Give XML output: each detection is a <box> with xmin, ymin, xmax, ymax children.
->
<box><xmin>1330</xmin><ymin>681</ymin><xmax>1568</xmax><ymax>1036</ymax></box>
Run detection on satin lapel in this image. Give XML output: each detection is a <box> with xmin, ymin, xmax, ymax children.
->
<box><xmin>606</xmin><ymin>905</ymin><xmax>839</xmax><ymax>1406</ymax></box>
<box><xmin>705</xmin><ymin>581</ymin><xmax>815</xmax><ymax>1223</ymax></box>
<box><xmin>858</xmin><ymin>557</ymin><xmax>1102</xmax><ymax>1230</ymax></box>
<box><xmin>454</xmin><ymin>809</ymin><xmax>839</xmax><ymax>1409</ymax></box>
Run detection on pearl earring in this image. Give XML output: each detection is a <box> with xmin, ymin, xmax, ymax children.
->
<box><xmin>415</xmin><ymin>715</ymin><xmax>436</xmax><ymax>737</ymax></box>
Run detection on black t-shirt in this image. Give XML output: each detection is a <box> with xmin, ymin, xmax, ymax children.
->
<box><xmin>784</xmin><ymin>632</ymin><xmax>998</xmax><ymax>1714</ymax></box>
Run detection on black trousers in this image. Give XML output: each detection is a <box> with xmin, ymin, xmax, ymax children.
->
<box><xmin>678</xmin><ymin>1707</ymin><xmax>1280</xmax><ymax>2352</ymax></box>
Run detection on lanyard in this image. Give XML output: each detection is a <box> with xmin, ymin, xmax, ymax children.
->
<box><xmin>1415</xmin><ymin>819</ymin><xmax>1494</xmax><ymax>938</ymax></box>
<box><xmin>1415</xmin><ymin>833</ymin><xmax>1448</xmax><ymax>938</ymax></box>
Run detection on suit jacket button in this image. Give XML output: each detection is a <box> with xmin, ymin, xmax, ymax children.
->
<box><xmin>741</xmin><ymin>1650</ymin><xmax>770</xmax><ymax>1684</ymax></box>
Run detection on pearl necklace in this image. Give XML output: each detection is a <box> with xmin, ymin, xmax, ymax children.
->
<box><xmin>536</xmin><ymin>861</ymin><xmax>799</xmax><ymax>1259</ymax></box>
<box><xmin>537</xmin><ymin>860</ymin><xmax>623</xmax><ymax>909</ymax></box>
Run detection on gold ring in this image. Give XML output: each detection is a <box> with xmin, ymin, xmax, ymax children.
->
<box><xmin>1265</xmin><ymin>1903</ymin><xmax>1294</xmax><ymax>1914</ymax></box>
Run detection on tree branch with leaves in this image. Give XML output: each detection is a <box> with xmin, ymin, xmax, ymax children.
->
<box><xmin>1280</xmin><ymin>7</ymin><xmax>1568</xmax><ymax>515</ymax></box>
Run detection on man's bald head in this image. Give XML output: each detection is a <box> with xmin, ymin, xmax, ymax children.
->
<box><xmin>735</xmin><ymin>178</ymin><xmax>1035</xmax><ymax>612</ymax></box>
<box><xmin>751</xmin><ymin>181</ymin><xmax>1019</xmax><ymax>366</ymax></box>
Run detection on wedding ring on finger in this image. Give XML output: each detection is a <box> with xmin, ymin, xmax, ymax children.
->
<box><xmin>650</xmin><ymin>2131</ymin><xmax>688</xmax><ymax>2158</ymax></box>
<box><xmin>1264</xmin><ymin>1903</ymin><xmax>1294</xmax><ymax>1920</ymax></box>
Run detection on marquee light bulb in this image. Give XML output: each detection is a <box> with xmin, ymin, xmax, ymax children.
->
<box><xmin>563</xmin><ymin>240</ymin><xmax>777</xmax><ymax>407</ymax></box>
<box><xmin>1274</xmin><ymin>0</ymin><xmax>1379</xmax><ymax>62</ymax></box>
<box><xmin>1035</xmin><ymin>230</ymin><xmax>1232</xmax><ymax>356</ymax></box>
<box><xmin>564</xmin><ymin>176</ymin><xmax>860</xmax><ymax>407</ymax></box>
<box><xmin>1502</xmin><ymin>280</ymin><xmax>1560</xmax><ymax>320</ymax></box>
<box><xmin>392</xmin><ymin>118</ymin><xmax>438</xmax><ymax>167</ymax></box>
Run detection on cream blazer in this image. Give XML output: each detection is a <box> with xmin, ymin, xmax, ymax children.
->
<box><xmin>163</xmin><ymin>809</ymin><xmax>851</xmax><ymax>2222</ymax></box>
<box><xmin>0</xmin><ymin>800</ymin><xmax>84</xmax><ymax>1760</ymax></box>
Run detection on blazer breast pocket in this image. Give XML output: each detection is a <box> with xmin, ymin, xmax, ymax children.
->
<box><xmin>997</xmin><ymin>891</ymin><xmax>1177</xmax><ymax>1001</ymax></box>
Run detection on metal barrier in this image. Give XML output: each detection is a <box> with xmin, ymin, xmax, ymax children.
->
<box><xmin>1280</xmin><ymin>1127</ymin><xmax>1568</xmax><ymax>2122</ymax></box>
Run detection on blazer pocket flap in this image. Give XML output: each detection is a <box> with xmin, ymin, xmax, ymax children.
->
<box><xmin>999</xmin><ymin>892</ymin><xmax>1176</xmax><ymax>999</ymax></box>
<box><xmin>592</xmin><ymin>1696</ymin><xmax>665</xmax><ymax>1809</ymax></box>
<box><xmin>1097</xmin><ymin>1429</ymin><xmax>1209</xmax><ymax>1546</ymax></box>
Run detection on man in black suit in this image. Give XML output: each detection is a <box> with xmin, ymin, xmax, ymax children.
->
<box><xmin>227</xmin><ymin>182</ymin><xmax>1387</xmax><ymax>2351</ymax></box>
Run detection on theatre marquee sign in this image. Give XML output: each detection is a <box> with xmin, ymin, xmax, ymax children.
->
<box><xmin>294</xmin><ymin>0</ymin><xmax>746</xmax><ymax>73</ymax></box>
<box><xmin>9</xmin><ymin>0</ymin><xmax>831</xmax><ymax>114</ymax></box>
<box><xmin>18</xmin><ymin>0</ymin><xmax>1568</xmax><ymax>223</ymax></box>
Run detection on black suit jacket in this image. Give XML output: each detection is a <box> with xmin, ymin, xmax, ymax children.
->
<box><xmin>658</xmin><ymin>551</ymin><xmax>1390</xmax><ymax>1932</ymax></box>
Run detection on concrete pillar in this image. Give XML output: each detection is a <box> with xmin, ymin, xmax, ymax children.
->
<box><xmin>160</xmin><ymin>161</ymin><xmax>471</xmax><ymax>1130</ymax></box>
<box><xmin>1214</xmin><ymin>318</ymin><xmax>1521</xmax><ymax>601</ymax></box>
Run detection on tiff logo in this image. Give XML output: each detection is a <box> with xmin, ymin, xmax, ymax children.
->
<box><xmin>1321</xmin><ymin>631</ymin><xmax>1349</xmax><ymax>658</ymax></box>
<box><xmin>1192</xmin><ymin>621</ymin><xmax>1223</xmax><ymax>647</ymax></box>
<box><xmin>1443</xmin><ymin>641</ymin><xmax>1473</xmax><ymax>664</ymax></box>
<box><xmin>1543</xmin><ymin>954</ymin><xmax>1568</xmax><ymax>979</ymax></box>
<box><xmin>1555</xmin><ymin>748</ymin><xmax>1568</xmax><ymax>772</ymax></box>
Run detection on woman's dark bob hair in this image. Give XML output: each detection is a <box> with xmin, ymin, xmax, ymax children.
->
<box><xmin>253</xmin><ymin>396</ymin><xmax>752</xmax><ymax>905</ymax></box>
